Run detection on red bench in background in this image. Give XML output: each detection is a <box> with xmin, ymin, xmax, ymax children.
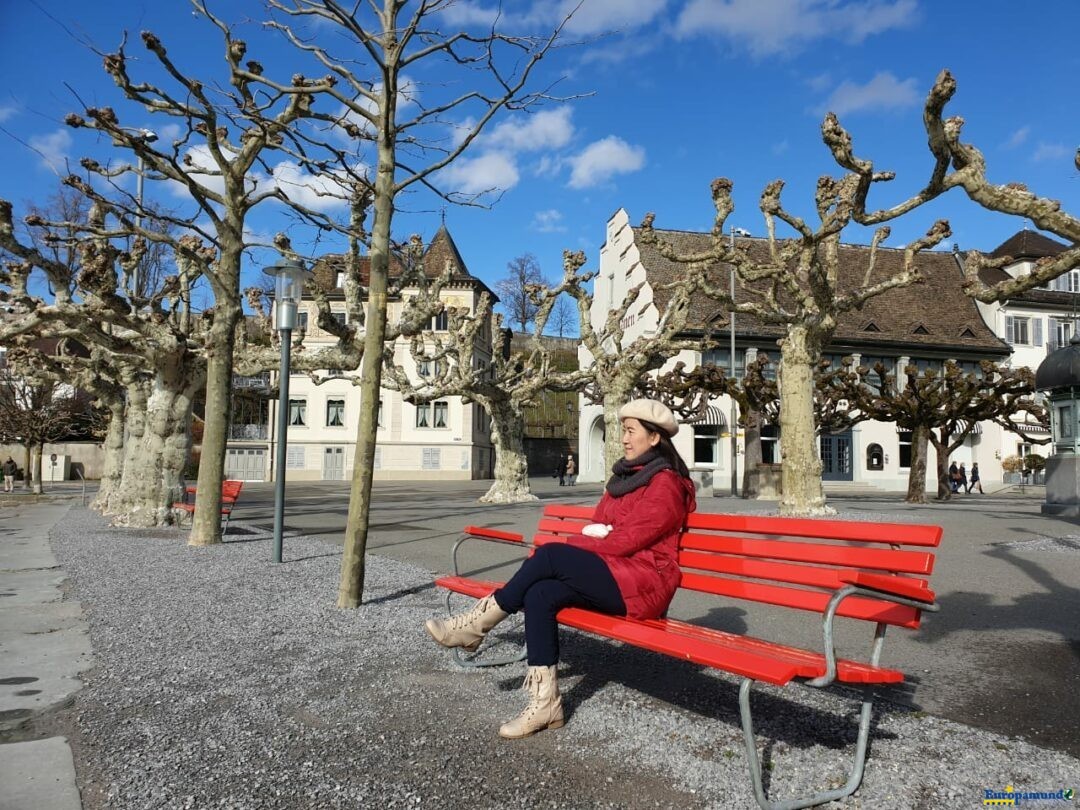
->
<box><xmin>172</xmin><ymin>480</ymin><xmax>244</xmax><ymax>532</ymax></box>
<box><xmin>435</xmin><ymin>504</ymin><xmax>941</xmax><ymax>810</ymax></box>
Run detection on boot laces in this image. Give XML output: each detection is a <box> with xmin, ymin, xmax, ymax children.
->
<box><xmin>445</xmin><ymin>597</ymin><xmax>488</xmax><ymax>631</ymax></box>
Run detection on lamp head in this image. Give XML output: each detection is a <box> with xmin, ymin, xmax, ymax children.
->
<box><xmin>263</xmin><ymin>258</ymin><xmax>312</xmax><ymax>330</ymax></box>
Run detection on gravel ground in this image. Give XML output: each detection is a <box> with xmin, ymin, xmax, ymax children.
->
<box><xmin>50</xmin><ymin>508</ymin><xmax>1079</xmax><ymax>810</ymax></box>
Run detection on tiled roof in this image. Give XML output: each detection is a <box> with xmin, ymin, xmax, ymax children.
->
<box><xmin>989</xmin><ymin>230</ymin><xmax>1069</xmax><ymax>260</ymax></box>
<box><xmin>637</xmin><ymin>227</ymin><xmax>1009</xmax><ymax>355</ymax></box>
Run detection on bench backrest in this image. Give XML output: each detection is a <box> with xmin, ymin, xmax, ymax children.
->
<box><xmin>539</xmin><ymin>504</ymin><xmax>941</xmax><ymax>630</ymax></box>
<box><xmin>222</xmin><ymin>480</ymin><xmax>244</xmax><ymax>501</ymax></box>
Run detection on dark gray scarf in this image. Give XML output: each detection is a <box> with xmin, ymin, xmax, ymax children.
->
<box><xmin>606</xmin><ymin>448</ymin><xmax>672</xmax><ymax>498</ymax></box>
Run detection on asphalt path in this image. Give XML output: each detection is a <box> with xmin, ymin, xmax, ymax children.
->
<box><xmin>202</xmin><ymin>478</ymin><xmax>1080</xmax><ymax>758</ymax></box>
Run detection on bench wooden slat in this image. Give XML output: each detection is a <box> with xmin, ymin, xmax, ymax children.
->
<box><xmin>536</xmin><ymin>518</ymin><xmax>591</xmax><ymax>536</ymax></box>
<box><xmin>687</xmin><ymin>513</ymin><xmax>942</xmax><ymax>547</ymax></box>
<box><xmin>543</xmin><ymin>504</ymin><xmax>596</xmax><ymax>521</ymax></box>
<box><xmin>679</xmin><ymin>571</ymin><xmax>922</xmax><ymax>628</ymax></box>
<box><xmin>679</xmin><ymin>533</ymin><xmax>936</xmax><ymax>574</ymax></box>
<box><xmin>678</xmin><ymin>550</ymin><xmax>930</xmax><ymax>594</ymax></box>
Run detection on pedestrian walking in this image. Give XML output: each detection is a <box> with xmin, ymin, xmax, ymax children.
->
<box><xmin>555</xmin><ymin>454</ymin><xmax>566</xmax><ymax>486</ymax></box>
<box><xmin>959</xmin><ymin>463</ymin><xmax>968</xmax><ymax>494</ymax></box>
<box><xmin>2</xmin><ymin>457</ymin><xmax>16</xmax><ymax>492</ymax></box>
<box><xmin>425</xmin><ymin>399</ymin><xmax>696</xmax><ymax>738</ymax></box>
<box><xmin>949</xmin><ymin>461</ymin><xmax>960</xmax><ymax>493</ymax></box>
<box><xmin>968</xmin><ymin>462</ymin><xmax>983</xmax><ymax>494</ymax></box>
<box><xmin>565</xmin><ymin>454</ymin><xmax>576</xmax><ymax>486</ymax></box>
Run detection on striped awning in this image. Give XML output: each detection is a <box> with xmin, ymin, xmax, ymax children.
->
<box><xmin>950</xmin><ymin>420</ymin><xmax>982</xmax><ymax>436</ymax></box>
<box><xmin>683</xmin><ymin>406</ymin><xmax>727</xmax><ymax>428</ymax></box>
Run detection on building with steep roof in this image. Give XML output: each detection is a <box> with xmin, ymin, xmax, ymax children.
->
<box><xmin>576</xmin><ymin>208</ymin><xmax>1023</xmax><ymax>492</ymax></box>
<box><xmin>225</xmin><ymin>225</ymin><xmax>497</xmax><ymax>482</ymax></box>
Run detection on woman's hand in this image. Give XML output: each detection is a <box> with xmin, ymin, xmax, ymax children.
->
<box><xmin>581</xmin><ymin>523</ymin><xmax>613</xmax><ymax>539</ymax></box>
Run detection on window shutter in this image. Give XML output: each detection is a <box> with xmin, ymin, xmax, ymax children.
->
<box><xmin>1033</xmin><ymin>317</ymin><xmax>1043</xmax><ymax>347</ymax></box>
<box><xmin>1006</xmin><ymin>315</ymin><xmax>1015</xmax><ymax>344</ymax></box>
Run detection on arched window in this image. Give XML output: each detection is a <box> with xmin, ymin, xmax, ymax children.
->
<box><xmin>866</xmin><ymin>443</ymin><xmax>884</xmax><ymax>471</ymax></box>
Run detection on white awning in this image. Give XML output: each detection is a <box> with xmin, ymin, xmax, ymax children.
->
<box><xmin>951</xmin><ymin>420</ymin><xmax>981</xmax><ymax>436</ymax></box>
<box><xmin>683</xmin><ymin>406</ymin><xmax>727</xmax><ymax>428</ymax></box>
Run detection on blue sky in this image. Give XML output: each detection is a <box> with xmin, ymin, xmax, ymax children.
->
<box><xmin>1</xmin><ymin>1</ymin><xmax>1078</xmax><ymax>320</ymax></box>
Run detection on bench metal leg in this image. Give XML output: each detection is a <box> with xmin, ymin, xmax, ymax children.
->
<box><xmin>444</xmin><ymin>590</ymin><xmax>528</xmax><ymax>669</ymax></box>
<box><xmin>739</xmin><ymin>678</ymin><xmax>873</xmax><ymax>810</ymax></box>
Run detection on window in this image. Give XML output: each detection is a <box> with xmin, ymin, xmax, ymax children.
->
<box><xmin>326</xmin><ymin>399</ymin><xmax>345</xmax><ymax>427</ymax></box>
<box><xmin>1057</xmin><ymin>405</ymin><xmax>1073</xmax><ymax>438</ymax></box>
<box><xmin>703</xmin><ymin>348</ymin><xmax>745</xmax><ymax>379</ymax></box>
<box><xmin>288</xmin><ymin>399</ymin><xmax>307</xmax><ymax>427</ymax></box>
<box><xmin>433</xmin><ymin>401</ymin><xmax>449</xmax><ymax>428</ymax></box>
<box><xmin>432</xmin><ymin>311</ymin><xmax>449</xmax><ymax>331</ymax></box>
<box><xmin>418</xmin><ymin>360</ymin><xmax>431</xmax><ymax>377</ymax></box>
<box><xmin>422</xmin><ymin>448</ymin><xmax>441</xmax><ymax>470</ymax></box>
<box><xmin>296</xmin><ymin>311</ymin><xmax>309</xmax><ymax>331</ymax></box>
<box><xmin>898</xmin><ymin>431</ymin><xmax>913</xmax><ymax>469</ymax></box>
<box><xmin>913</xmin><ymin>359</ymin><xmax>942</xmax><ymax>377</ymax></box>
<box><xmin>286</xmin><ymin>446</ymin><xmax>306</xmax><ymax>469</ymax></box>
<box><xmin>336</xmin><ymin>271</ymin><xmax>345</xmax><ymax>288</ymax></box>
<box><xmin>1006</xmin><ymin>315</ymin><xmax>1031</xmax><ymax>346</ymax></box>
<box><xmin>415</xmin><ymin>403</ymin><xmax>430</xmax><ymax>428</ymax></box>
<box><xmin>760</xmin><ymin>424</ymin><xmax>779</xmax><ymax>464</ymax></box>
<box><xmin>377</xmin><ymin>400</ymin><xmax>384</xmax><ymax>428</ymax></box>
<box><xmin>1051</xmin><ymin>318</ymin><xmax>1075</xmax><ymax>351</ymax></box>
<box><xmin>866</xmin><ymin>443</ymin><xmax>884</xmax><ymax>471</ymax></box>
<box><xmin>859</xmin><ymin>356</ymin><xmax>895</xmax><ymax>388</ymax></box>
<box><xmin>331</xmin><ymin>311</ymin><xmax>347</xmax><ymax>326</ymax></box>
<box><xmin>693</xmin><ymin>425</ymin><xmax>721</xmax><ymax>465</ymax></box>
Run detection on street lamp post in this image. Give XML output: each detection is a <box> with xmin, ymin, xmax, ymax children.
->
<box><xmin>728</xmin><ymin>226</ymin><xmax>751</xmax><ymax>497</ymax></box>
<box><xmin>263</xmin><ymin>257</ymin><xmax>312</xmax><ymax>563</ymax></box>
<box><xmin>125</xmin><ymin>128</ymin><xmax>158</xmax><ymax>302</ymax></box>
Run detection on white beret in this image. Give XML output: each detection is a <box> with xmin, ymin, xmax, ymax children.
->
<box><xmin>618</xmin><ymin>399</ymin><xmax>679</xmax><ymax>437</ymax></box>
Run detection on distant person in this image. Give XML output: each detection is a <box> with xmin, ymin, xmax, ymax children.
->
<box><xmin>2</xmin><ymin>457</ymin><xmax>16</xmax><ymax>492</ymax></box>
<box><xmin>958</xmin><ymin>463</ymin><xmax>968</xmax><ymax>494</ymax></box>
<box><xmin>967</xmin><ymin>462</ymin><xmax>983</xmax><ymax>494</ymax></box>
<box><xmin>565</xmin><ymin>454</ymin><xmax>576</xmax><ymax>487</ymax></box>
<box><xmin>555</xmin><ymin>454</ymin><xmax>566</xmax><ymax>486</ymax></box>
<box><xmin>948</xmin><ymin>461</ymin><xmax>960</xmax><ymax>493</ymax></box>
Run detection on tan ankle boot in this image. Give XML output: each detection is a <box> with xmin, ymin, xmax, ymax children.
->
<box><xmin>425</xmin><ymin>594</ymin><xmax>508</xmax><ymax>652</ymax></box>
<box><xmin>498</xmin><ymin>665</ymin><xmax>565</xmax><ymax>739</ymax></box>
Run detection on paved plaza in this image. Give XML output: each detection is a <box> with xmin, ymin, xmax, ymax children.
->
<box><xmin>1</xmin><ymin>479</ymin><xmax>1078</xmax><ymax>808</ymax></box>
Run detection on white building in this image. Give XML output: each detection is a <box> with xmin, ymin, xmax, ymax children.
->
<box><xmin>226</xmin><ymin>225</ymin><xmax>497</xmax><ymax>482</ymax></box>
<box><xmin>577</xmin><ymin>209</ymin><xmax>1022</xmax><ymax>492</ymax></box>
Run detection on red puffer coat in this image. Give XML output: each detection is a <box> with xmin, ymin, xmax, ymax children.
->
<box><xmin>564</xmin><ymin>469</ymin><xmax>696</xmax><ymax>619</ymax></box>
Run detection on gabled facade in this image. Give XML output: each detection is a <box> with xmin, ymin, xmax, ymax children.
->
<box><xmin>226</xmin><ymin>225</ymin><xmax>497</xmax><ymax>482</ymax></box>
<box><xmin>577</xmin><ymin>209</ymin><xmax>1015</xmax><ymax>491</ymax></box>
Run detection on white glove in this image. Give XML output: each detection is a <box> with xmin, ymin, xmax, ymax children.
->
<box><xmin>581</xmin><ymin>523</ymin><xmax>613</xmax><ymax>539</ymax></box>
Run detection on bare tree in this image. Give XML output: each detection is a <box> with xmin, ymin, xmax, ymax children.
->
<box><xmin>546</xmin><ymin>293</ymin><xmax>576</xmax><ymax>338</ymax></box>
<box><xmin>639</xmin><ymin>71</ymin><xmax>1078</xmax><ymax>516</ymax></box>
<box><xmin>497</xmin><ymin>253</ymin><xmax>548</xmax><ymax>333</ymax></box>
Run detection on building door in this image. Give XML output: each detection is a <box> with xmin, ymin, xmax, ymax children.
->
<box><xmin>225</xmin><ymin>447</ymin><xmax>266</xmax><ymax>481</ymax></box>
<box><xmin>820</xmin><ymin>431</ymin><xmax>853</xmax><ymax>481</ymax></box>
<box><xmin>323</xmin><ymin>447</ymin><xmax>345</xmax><ymax>480</ymax></box>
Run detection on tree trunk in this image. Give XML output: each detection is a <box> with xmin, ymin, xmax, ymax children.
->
<box><xmin>338</xmin><ymin>127</ymin><xmax>396</xmax><ymax>608</ymax></box>
<box><xmin>778</xmin><ymin>325</ymin><xmax>831</xmax><ymax>516</ymax></box>
<box><xmin>741</xmin><ymin>407</ymin><xmax>763</xmax><ymax>498</ymax></box>
<box><xmin>107</xmin><ymin>373</ymin><xmax>194</xmax><ymax>527</ymax></box>
<box><xmin>91</xmin><ymin>399</ymin><xmax>127</xmax><ymax>513</ymax></box>
<box><xmin>32</xmin><ymin>443</ymin><xmax>43</xmax><ymax>494</ymax></box>
<box><xmin>932</xmin><ymin>435</ymin><xmax>952</xmax><ymax>501</ymax></box>
<box><xmin>22</xmin><ymin>444</ymin><xmax>31</xmax><ymax>490</ymax></box>
<box><xmin>602</xmin><ymin>376</ymin><xmax>638</xmax><ymax>475</ymax></box>
<box><xmin>904</xmin><ymin>424</ymin><xmax>930</xmax><ymax>504</ymax></box>
<box><xmin>479</xmin><ymin>397</ymin><xmax>536</xmax><ymax>504</ymax></box>
<box><xmin>189</xmin><ymin>292</ymin><xmax>241</xmax><ymax>546</ymax></box>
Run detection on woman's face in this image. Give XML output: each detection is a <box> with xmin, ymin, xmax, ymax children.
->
<box><xmin>621</xmin><ymin>418</ymin><xmax>660</xmax><ymax>460</ymax></box>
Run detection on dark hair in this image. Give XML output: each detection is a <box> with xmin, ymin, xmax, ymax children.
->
<box><xmin>638</xmin><ymin>418</ymin><xmax>691</xmax><ymax>479</ymax></box>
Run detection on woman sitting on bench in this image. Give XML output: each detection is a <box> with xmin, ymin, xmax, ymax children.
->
<box><xmin>425</xmin><ymin>399</ymin><xmax>696</xmax><ymax>739</ymax></box>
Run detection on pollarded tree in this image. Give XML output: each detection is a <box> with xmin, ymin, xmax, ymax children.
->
<box><xmin>263</xmin><ymin>1</ymin><xmax>582</xmax><ymax>606</ymax></box>
<box><xmin>639</xmin><ymin>71</ymin><xmax>1078</xmax><ymax>516</ymax></box>
<box><xmin>821</xmin><ymin>358</ymin><xmax>1047</xmax><ymax>502</ymax></box>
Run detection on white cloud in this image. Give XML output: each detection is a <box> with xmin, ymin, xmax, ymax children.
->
<box><xmin>439</xmin><ymin>151</ymin><xmax>520</xmax><ymax>195</ymax></box>
<box><xmin>482</xmin><ymin>108</ymin><xmax>574</xmax><ymax>152</ymax></box>
<box><xmin>1032</xmin><ymin>142</ymin><xmax>1069</xmax><ymax>163</ymax></box>
<box><xmin>531</xmin><ymin>209</ymin><xmax>567</xmax><ymax>233</ymax></box>
<box><xmin>674</xmin><ymin>0</ymin><xmax>917</xmax><ymax>56</ymax></box>
<box><xmin>265</xmin><ymin>161</ymin><xmax>354</xmax><ymax>212</ymax></box>
<box><xmin>567</xmin><ymin>136</ymin><xmax>645</xmax><ymax>189</ymax></box>
<box><xmin>155</xmin><ymin>123</ymin><xmax>183</xmax><ymax>144</ymax></box>
<box><xmin>0</xmin><ymin>106</ymin><xmax>17</xmax><ymax>123</ymax></box>
<box><xmin>1003</xmin><ymin>126</ymin><xmax>1030</xmax><ymax>149</ymax></box>
<box><xmin>437</xmin><ymin>0</ymin><xmax>666</xmax><ymax>36</ymax></box>
<box><xmin>821</xmin><ymin>72</ymin><xmax>919</xmax><ymax>117</ymax></box>
<box><xmin>29</xmin><ymin>129</ymin><xmax>72</xmax><ymax>172</ymax></box>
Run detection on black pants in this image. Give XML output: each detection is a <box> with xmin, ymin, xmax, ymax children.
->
<box><xmin>494</xmin><ymin>544</ymin><xmax>625</xmax><ymax>666</ymax></box>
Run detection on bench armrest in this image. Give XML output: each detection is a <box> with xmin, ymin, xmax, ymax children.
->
<box><xmin>463</xmin><ymin>525</ymin><xmax>525</xmax><ymax>543</ymax></box>
<box><xmin>838</xmin><ymin>572</ymin><xmax>936</xmax><ymax>605</ymax></box>
<box><xmin>809</xmin><ymin>581</ymin><xmax>939</xmax><ymax>689</ymax></box>
<box><xmin>452</xmin><ymin>527</ymin><xmax>533</xmax><ymax>578</ymax></box>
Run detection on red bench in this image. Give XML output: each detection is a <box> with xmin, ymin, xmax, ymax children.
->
<box><xmin>172</xmin><ymin>480</ymin><xmax>244</xmax><ymax>532</ymax></box>
<box><xmin>435</xmin><ymin>504</ymin><xmax>941</xmax><ymax>810</ymax></box>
